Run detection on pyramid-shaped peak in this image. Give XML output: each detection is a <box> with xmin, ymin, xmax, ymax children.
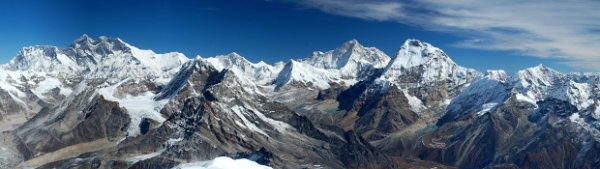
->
<box><xmin>301</xmin><ymin>39</ymin><xmax>389</xmax><ymax>69</ymax></box>
<box><xmin>391</xmin><ymin>39</ymin><xmax>453</xmax><ymax>69</ymax></box>
<box><xmin>224</xmin><ymin>52</ymin><xmax>243</xmax><ymax>59</ymax></box>
<box><xmin>399</xmin><ymin>39</ymin><xmax>443</xmax><ymax>52</ymax></box>
<box><xmin>517</xmin><ymin>64</ymin><xmax>564</xmax><ymax>87</ymax></box>
<box><xmin>336</xmin><ymin>39</ymin><xmax>365</xmax><ymax>51</ymax></box>
<box><xmin>73</xmin><ymin>34</ymin><xmax>95</xmax><ymax>46</ymax></box>
<box><xmin>402</xmin><ymin>39</ymin><xmax>424</xmax><ymax>47</ymax></box>
<box><xmin>531</xmin><ymin>64</ymin><xmax>549</xmax><ymax>70</ymax></box>
<box><xmin>70</xmin><ymin>35</ymin><xmax>131</xmax><ymax>54</ymax></box>
<box><xmin>522</xmin><ymin>64</ymin><xmax>561</xmax><ymax>75</ymax></box>
<box><xmin>343</xmin><ymin>39</ymin><xmax>360</xmax><ymax>46</ymax></box>
<box><xmin>377</xmin><ymin>39</ymin><xmax>480</xmax><ymax>85</ymax></box>
<box><xmin>214</xmin><ymin>52</ymin><xmax>252</xmax><ymax>64</ymax></box>
<box><xmin>72</xmin><ymin>35</ymin><xmax>126</xmax><ymax>46</ymax></box>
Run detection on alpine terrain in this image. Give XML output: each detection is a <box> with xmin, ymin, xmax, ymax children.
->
<box><xmin>1</xmin><ymin>35</ymin><xmax>600</xmax><ymax>169</ymax></box>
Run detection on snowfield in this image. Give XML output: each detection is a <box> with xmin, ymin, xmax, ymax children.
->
<box><xmin>172</xmin><ymin>157</ymin><xmax>272</xmax><ymax>169</ymax></box>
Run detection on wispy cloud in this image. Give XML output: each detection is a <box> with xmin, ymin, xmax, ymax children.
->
<box><xmin>282</xmin><ymin>0</ymin><xmax>600</xmax><ymax>71</ymax></box>
<box><xmin>291</xmin><ymin>0</ymin><xmax>405</xmax><ymax>21</ymax></box>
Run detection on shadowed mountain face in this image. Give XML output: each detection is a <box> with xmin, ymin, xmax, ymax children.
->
<box><xmin>1</xmin><ymin>35</ymin><xmax>599</xmax><ymax>169</ymax></box>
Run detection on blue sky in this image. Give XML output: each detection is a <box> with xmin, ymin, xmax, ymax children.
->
<box><xmin>0</xmin><ymin>0</ymin><xmax>598</xmax><ymax>73</ymax></box>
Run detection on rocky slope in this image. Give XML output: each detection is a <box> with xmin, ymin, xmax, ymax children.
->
<box><xmin>1</xmin><ymin>35</ymin><xmax>599</xmax><ymax>169</ymax></box>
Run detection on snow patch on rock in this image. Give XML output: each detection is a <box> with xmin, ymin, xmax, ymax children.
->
<box><xmin>477</xmin><ymin>102</ymin><xmax>499</xmax><ymax>116</ymax></box>
<box><xmin>172</xmin><ymin>156</ymin><xmax>272</xmax><ymax>169</ymax></box>
<box><xmin>97</xmin><ymin>81</ymin><xmax>168</xmax><ymax>137</ymax></box>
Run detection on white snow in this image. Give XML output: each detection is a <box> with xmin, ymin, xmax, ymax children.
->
<box><xmin>447</xmin><ymin>78</ymin><xmax>508</xmax><ymax>116</ymax></box>
<box><xmin>4</xmin><ymin>36</ymin><xmax>189</xmax><ymax>81</ymax></box>
<box><xmin>517</xmin><ymin>64</ymin><xmax>560</xmax><ymax>88</ymax></box>
<box><xmin>567</xmin><ymin>81</ymin><xmax>593</xmax><ymax>110</ymax></box>
<box><xmin>486</xmin><ymin>70</ymin><xmax>509</xmax><ymax>82</ymax></box>
<box><xmin>0</xmin><ymin>80</ymin><xmax>26</xmax><ymax>98</ymax></box>
<box><xmin>377</xmin><ymin>39</ymin><xmax>479</xmax><ymax>86</ymax></box>
<box><xmin>402</xmin><ymin>90</ymin><xmax>426</xmax><ymax>112</ymax></box>
<box><xmin>55</xmin><ymin>53</ymin><xmax>79</xmax><ymax>69</ymax></box>
<box><xmin>569</xmin><ymin>113</ymin><xmax>585</xmax><ymax>124</ymax></box>
<box><xmin>301</xmin><ymin>39</ymin><xmax>390</xmax><ymax>75</ymax></box>
<box><xmin>166</xmin><ymin>137</ymin><xmax>184</xmax><ymax>146</ymax></box>
<box><xmin>477</xmin><ymin>102</ymin><xmax>499</xmax><ymax>116</ymax></box>
<box><xmin>97</xmin><ymin>80</ymin><xmax>168</xmax><ymax>137</ymax></box>
<box><xmin>127</xmin><ymin>149</ymin><xmax>165</xmax><ymax>163</ymax></box>
<box><xmin>127</xmin><ymin>43</ymin><xmax>189</xmax><ymax>78</ymax></box>
<box><xmin>390</xmin><ymin>40</ymin><xmax>430</xmax><ymax>69</ymax></box>
<box><xmin>32</xmin><ymin>77</ymin><xmax>72</xmax><ymax>100</ymax></box>
<box><xmin>593</xmin><ymin>104</ymin><xmax>600</xmax><ymax>120</ymax></box>
<box><xmin>515</xmin><ymin>93</ymin><xmax>537</xmax><ymax>106</ymax></box>
<box><xmin>245</xmin><ymin>106</ymin><xmax>291</xmax><ymax>133</ymax></box>
<box><xmin>275</xmin><ymin>60</ymin><xmax>343</xmax><ymax>89</ymax></box>
<box><xmin>230</xmin><ymin>105</ymin><xmax>268</xmax><ymax>136</ymax></box>
<box><xmin>274</xmin><ymin>40</ymin><xmax>391</xmax><ymax>89</ymax></box>
<box><xmin>200</xmin><ymin>53</ymin><xmax>281</xmax><ymax>86</ymax></box>
<box><xmin>172</xmin><ymin>157</ymin><xmax>272</xmax><ymax>169</ymax></box>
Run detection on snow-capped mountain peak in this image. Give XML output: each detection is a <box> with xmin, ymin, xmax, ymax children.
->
<box><xmin>72</xmin><ymin>34</ymin><xmax>95</xmax><ymax>48</ymax></box>
<box><xmin>274</xmin><ymin>40</ymin><xmax>391</xmax><ymax>89</ymax></box>
<box><xmin>72</xmin><ymin>35</ymin><xmax>131</xmax><ymax>56</ymax></box>
<box><xmin>486</xmin><ymin>70</ymin><xmax>509</xmax><ymax>82</ymax></box>
<box><xmin>5</xmin><ymin>45</ymin><xmax>78</xmax><ymax>73</ymax></box>
<box><xmin>301</xmin><ymin>39</ymin><xmax>390</xmax><ymax>70</ymax></box>
<box><xmin>517</xmin><ymin>64</ymin><xmax>564</xmax><ymax>87</ymax></box>
<box><xmin>3</xmin><ymin>35</ymin><xmax>189</xmax><ymax>80</ymax></box>
<box><xmin>378</xmin><ymin>39</ymin><xmax>480</xmax><ymax>86</ymax></box>
<box><xmin>199</xmin><ymin>52</ymin><xmax>281</xmax><ymax>85</ymax></box>
<box><xmin>338</xmin><ymin>38</ymin><xmax>361</xmax><ymax>51</ymax></box>
<box><xmin>203</xmin><ymin>52</ymin><xmax>251</xmax><ymax>71</ymax></box>
<box><xmin>394</xmin><ymin>39</ymin><xmax>455</xmax><ymax>69</ymax></box>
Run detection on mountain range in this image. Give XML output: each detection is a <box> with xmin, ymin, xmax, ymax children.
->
<box><xmin>1</xmin><ymin>35</ymin><xmax>600</xmax><ymax>169</ymax></box>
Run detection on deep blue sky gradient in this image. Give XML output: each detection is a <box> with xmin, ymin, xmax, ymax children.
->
<box><xmin>0</xmin><ymin>0</ymin><xmax>573</xmax><ymax>72</ymax></box>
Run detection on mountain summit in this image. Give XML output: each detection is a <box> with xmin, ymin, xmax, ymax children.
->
<box><xmin>5</xmin><ymin>35</ymin><xmax>188</xmax><ymax>80</ymax></box>
<box><xmin>1</xmin><ymin>35</ymin><xmax>600</xmax><ymax>169</ymax></box>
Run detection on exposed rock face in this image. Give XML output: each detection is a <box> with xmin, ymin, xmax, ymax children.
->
<box><xmin>2</xmin><ymin>35</ymin><xmax>600</xmax><ymax>169</ymax></box>
<box><xmin>416</xmin><ymin>69</ymin><xmax>600</xmax><ymax>169</ymax></box>
<box><xmin>15</xmin><ymin>94</ymin><xmax>130</xmax><ymax>160</ymax></box>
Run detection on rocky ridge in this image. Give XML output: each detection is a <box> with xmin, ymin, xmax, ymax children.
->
<box><xmin>0</xmin><ymin>35</ymin><xmax>599</xmax><ymax>169</ymax></box>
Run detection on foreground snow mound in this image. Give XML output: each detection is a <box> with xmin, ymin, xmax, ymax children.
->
<box><xmin>173</xmin><ymin>157</ymin><xmax>272</xmax><ymax>169</ymax></box>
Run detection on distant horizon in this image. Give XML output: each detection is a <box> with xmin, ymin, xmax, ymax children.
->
<box><xmin>0</xmin><ymin>0</ymin><xmax>597</xmax><ymax>73</ymax></box>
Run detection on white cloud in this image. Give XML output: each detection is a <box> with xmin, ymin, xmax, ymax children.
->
<box><xmin>291</xmin><ymin>0</ymin><xmax>405</xmax><ymax>21</ymax></box>
<box><xmin>284</xmin><ymin>0</ymin><xmax>600</xmax><ymax>71</ymax></box>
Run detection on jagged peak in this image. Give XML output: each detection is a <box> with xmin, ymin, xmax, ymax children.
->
<box><xmin>284</xmin><ymin>59</ymin><xmax>300</xmax><ymax>67</ymax></box>
<box><xmin>519</xmin><ymin>64</ymin><xmax>562</xmax><ymax>76</ymax></box>
<box><xmin>70</xmin><ymin>34</ymin><xmax>130</xmax><ymax>53</ymax></box>
<box><xmin>72</xmin><ymin>34</ymin><xmax>95</xmax><ymax>48</ymax></box>
<box><xmin>17</xmin><ymin>45</ymin><xmax>59</xmax><ymax>54</ymax></box>
<box><xmin>526</xmin><ymin>64</ymin><xmax>554</xmax><ymax>72</ymax></box>
<box><xmin>378</xmin><ymin>39</ymin><xmax>480</xmax><ymax>86</ymax></box>
<box><xmin>307</xmin><ymin>39</ymin><xmax>365</xmax><ymax>58</ymax></box>
<box><xmin>517</xmin><ymin>64</ymin><xmax>563</xmax><ymax>87</ymax></box>
<box><xmin>399</xmin><ymin>39</ymin><xmax>445</xmax><ymax>53</ymax></box>
<box><xmin>486</xmin><ymin>69</ymin><xmax>509</xmax><ymax>82</ymax></box>
<box><xmin>4</xmin><ymin>35</ymin><xmax>189</xmax><ymax>80</ymax></box>
<box><xmin>74</xmin><ymin>34</ymin><xmax>95</xmax><ymax>45</ymax></box>
<box><xmin>399</xmin><ymin>39</ymin><xmax>445</xmax><ymax>55</ymax></box>
<box><xmin>196</xmin><ymin>53</ymin><xmax>280</xmax><ymax>86</ymax></box>
<box><xmin>275</xmin><ymin>59</ymin><xmax>302</xmax><ymax>76</ymax></box>
<box><xmin>217</xmin><ymin>52</ymin><xmax>247</xmax><ymax>62</ymax></box>
<box><xmin>302</xmin><ymin>39</ymin><xmax>389</xmax><ymax>70</ymax></box>
<box><xmin>338</xmin><ymin>39</ymin><xmax>362</xmax><ymax>50</ymax></box>
<box><xmin>388</xmin><ymin>39</ymin><xmax>455</xmax><ymax>70</ymax></box>
<box><xmin>401</xmin><ymin>39</ymin><xmax>425</xmax><ymax>48</ymax></box>
<box><xmin>200</xmin><ymin>52</ymin><xmax>272</xmax><ymax>72</ymax></box>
